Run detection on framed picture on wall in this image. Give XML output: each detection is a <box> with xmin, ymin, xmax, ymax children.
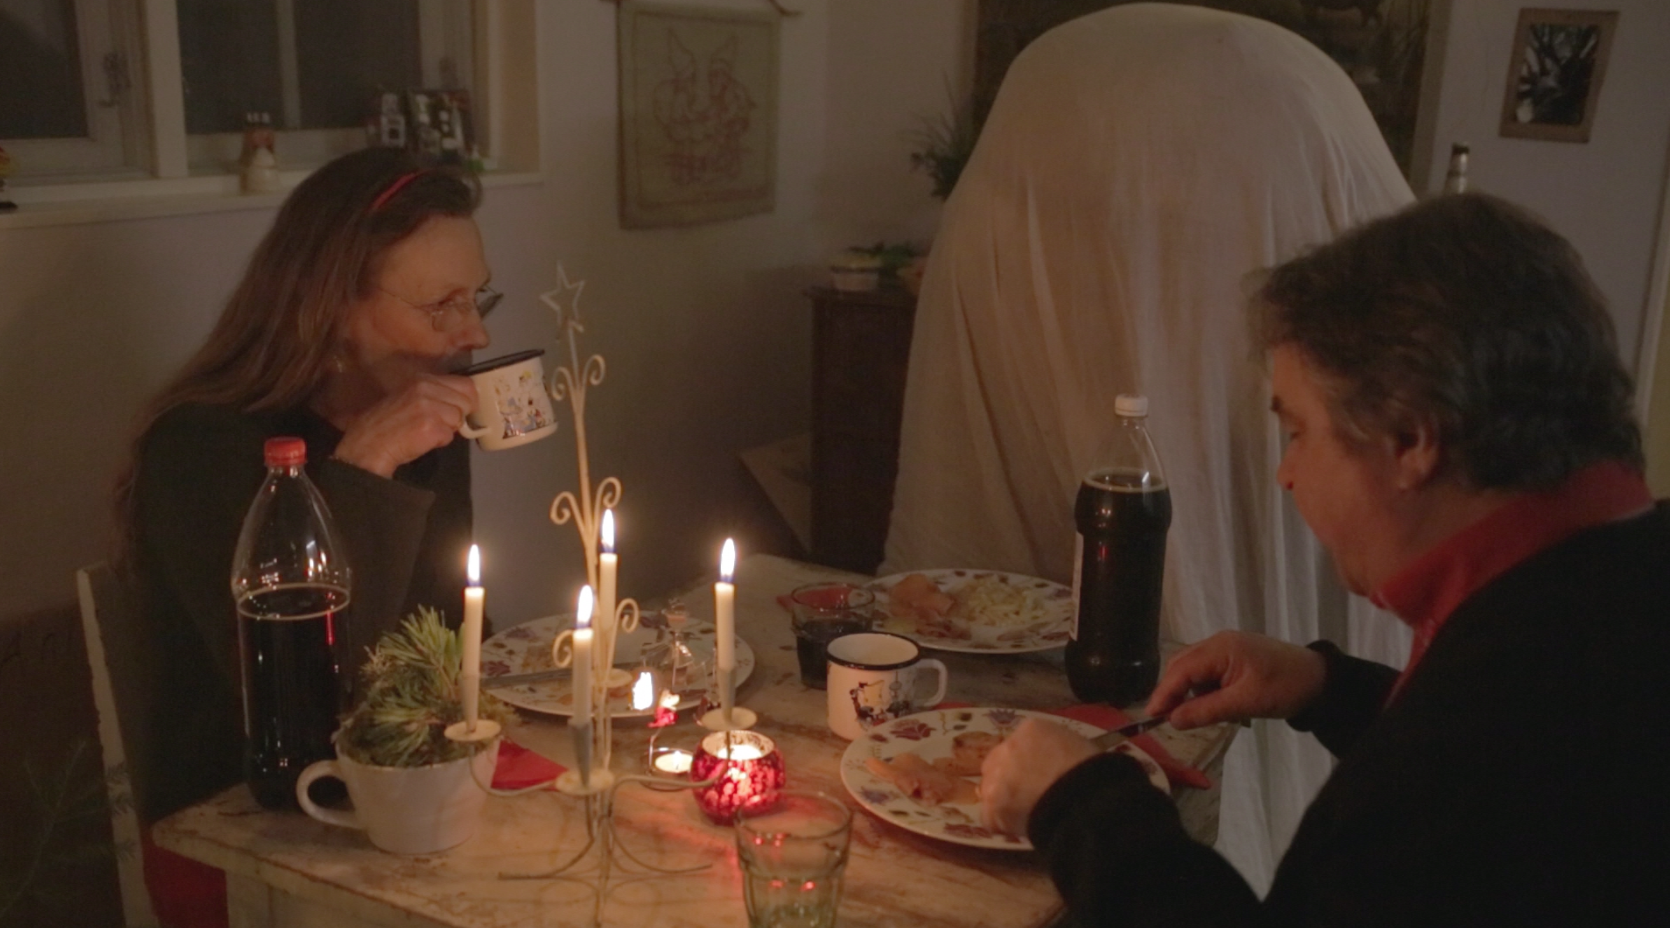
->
<box><xmin>1498</xmin><ymin>8</ymin><xmax>1619</xmax><ymax>143</ymax></box>
<box><xmin>616</xmin><ymin>1</ymin><xmax>780</xmax><ymax>228</ymax></box>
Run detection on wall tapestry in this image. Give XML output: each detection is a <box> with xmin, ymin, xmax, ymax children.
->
<box><xmin>617</xmin><ymin>1</ymin><xmax>780</xmax><ymax>228</ymax></box>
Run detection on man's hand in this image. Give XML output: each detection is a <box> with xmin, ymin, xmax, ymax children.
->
<box><xmin>980</xmin><ymin>718</ymin><xmax>1099</xmax><ymax>838</ymax></box>
<box><xmin>1144</xmin><ymin>631</ymin><xmax>1326</xmax><ymax>729</ymax></box>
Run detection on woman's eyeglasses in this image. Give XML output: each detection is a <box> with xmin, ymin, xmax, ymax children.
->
<box><xmin>379</xmin><ymin>285</ymin><xmax>503</xmax><ymax>333</ymax></box>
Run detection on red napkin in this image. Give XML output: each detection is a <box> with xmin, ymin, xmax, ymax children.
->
<box><xmin>937</xmin><ymin>701</ymin><xmax>1211</xmax><ymax>791</ymax></box>
<box><xmin>492</xmin><ymin>739</ymin><xmax>566</xmax><ymax>790</ymax></box>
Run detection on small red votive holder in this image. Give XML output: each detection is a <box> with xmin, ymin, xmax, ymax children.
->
<box><xmin>690</xmin><ymin>730</ymin><xmax>785</xmax><ymax>824</ymax></box>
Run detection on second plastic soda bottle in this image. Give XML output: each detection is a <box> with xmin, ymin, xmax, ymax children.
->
<box><xmin>1067</xmin><ymin>395</ymin><xmax>1172</xmax><ymax>705</ymax></box>
<box><xmin>230</xmin><ymin>436</ymin><xmax>353</xmax><ymax>810</ymax></box>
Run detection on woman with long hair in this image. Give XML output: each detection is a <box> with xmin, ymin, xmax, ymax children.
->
<box><xmin>114</xmin><ymin>147</ymin><xmax>496</xmax><ymax>927</ymax></box>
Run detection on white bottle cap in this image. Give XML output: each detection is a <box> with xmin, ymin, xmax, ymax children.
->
<box><xmin>1115</xmin><ymin>394</ymin><xmax>1148</xmax><ymax>418</ymax></box>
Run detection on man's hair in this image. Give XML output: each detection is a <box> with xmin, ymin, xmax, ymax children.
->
<box><xmin>1252</xmin><ymin>192</ymin><xmax>1641</xmax><ymax>490</ymax></box>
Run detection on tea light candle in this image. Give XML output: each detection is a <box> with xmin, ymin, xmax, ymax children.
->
<box><xmin>716</xmin><ymin>539</ymin><xmax>737</xmax><ymax>720</ymax></box>
<box><xmin>653</xmin><ymin>749</ymin><xmax>694</xmax><ymax>775</ymax></box>
<box><xmin>690</xmin><ymin>730</ymin><xmax>785</xmax><ymax>823</ymax></box>
<box><xmin>462</xmin><ymin>545</ymin><xmax>485</xmax><ymax>730</ymax></box>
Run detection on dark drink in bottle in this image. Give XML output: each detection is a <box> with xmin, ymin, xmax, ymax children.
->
<box><xmin>1067</xmin><ymin>395</ymin><xmax>1171</xmax><ymax>705</ymax></box>
<box><xmin>232</xmin><ymin>437</ymin><xmax>352</xmax><ymax>810</ymax></box>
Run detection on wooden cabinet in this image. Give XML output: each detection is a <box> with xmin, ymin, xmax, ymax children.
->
<box><xmin>807</xmin><ymin>285</ymin><xmax>917</xmax><ymax>574</ymax></box>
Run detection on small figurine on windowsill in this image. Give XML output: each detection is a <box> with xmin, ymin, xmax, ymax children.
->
<box><xmin>0</xmin><ymin>145</ymin><xmax>18</xmax><ymax>212</ymax></box>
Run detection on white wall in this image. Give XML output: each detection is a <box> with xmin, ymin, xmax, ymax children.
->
<box><xmin>0</xmin><ymin>1</ymin><xmax>965</xmax><ymax>629</ymax></box>
<box><xmin>11</xmin><ymin>0</ymin><xmax>1659</xmax><ymax>643</ymax></box>
<box><xmin>1422</xmin><ymin>0</ymin><xmax>1670</xmax><ymax>369</ymax></box>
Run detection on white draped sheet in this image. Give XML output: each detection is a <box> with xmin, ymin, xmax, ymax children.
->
<box><xmin>882</xmin><ymin>3</ymin><xmax>1415</xmax><ymax>890</ymax></box>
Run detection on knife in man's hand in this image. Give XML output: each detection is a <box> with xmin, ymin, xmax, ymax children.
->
<box><xmin>1089</xmin><ymin>713</ymin><xmax>1169</xmax><ymax>749</ymax></box>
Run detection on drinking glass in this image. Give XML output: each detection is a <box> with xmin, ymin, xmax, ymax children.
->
<box><xmin>734</xmin><ymin>790</ymin><xmax>852</xmax><ymax>928</ymax></box>
<box><xmin>789</xmin><ymin>583</ymin><xmax>876</xmax><ymax>689</ymax></box>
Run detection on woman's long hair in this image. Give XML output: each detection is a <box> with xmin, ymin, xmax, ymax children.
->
<box><xmin>112</xmin><ymin>147</ymin><xmax>480</xmax><ymax>566</ymax></box>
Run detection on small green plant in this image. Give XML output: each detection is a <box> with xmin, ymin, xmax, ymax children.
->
<box><xmin>908</xmin><ymin>85</ymin><xmax>980</xmax><ymax>200</ymax></box>
<box><xmin>850</xmin><ymin>241</ymin><xmax>922</xmax><ymax>278</ymax></box>
<box><xmin>336</xmin><ymin>607</ymin><xmax>512</xmax><ymax>768</ymax></box>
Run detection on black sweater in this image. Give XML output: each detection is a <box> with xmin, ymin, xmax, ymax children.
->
<box><xmin>131</xmin><ymin>403</ymin><xmax>472</xmax><ymax>823</ymax></box>
<box><xmin>1030</xmin><ymin>504</ymin><xmax>1670</xmax><ymax>926</ymax></box>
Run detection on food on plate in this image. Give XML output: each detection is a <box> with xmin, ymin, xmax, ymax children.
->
<box><xmin>864</xmin><ymin>753</ymin><xmax>979</xmax><ymax>806</ymax></box>
<box><xmin>884</xmin><ymin>573</ymin><xmax>968</xmax><ymax>639</ymax></box>
<box><xmin>950</xmin><ymin>575</ymin><xmax>1051</xmax><ymax>631</ymax></box>
<box><xmin>865</xmin><ymin>731</ymin><xmax>1007</xmax><ymax>806</ymax></box>
<box><xmin>931</xmin><ymin>731</ymin><xmax>1003</xmax><ymax>777</ymax></box>
<box><xmin>518</xmin><ymin>641</ymin><xmax>632</xmax><ymax>697</ymax></box>
<box><xmin>886</xmin><ymin>573</ymin><xmax>957</xmax><ymax>620</ymax></box>
<box><xmin>883</xmin><ymin>573</ymin><xmax>1057</xmax><ymax>642</ymax></box>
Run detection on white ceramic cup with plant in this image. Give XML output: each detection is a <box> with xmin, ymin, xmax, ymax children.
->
<box><xmin>296</xmin><ymin>608</ymin><xmax>511</xmax><ymax>855</ymax></box>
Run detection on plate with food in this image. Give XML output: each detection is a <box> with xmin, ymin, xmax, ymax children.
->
<box><xmin>479</xmin><ymin>614</ymin><xmax>755</xmax><ymax>718</ymax></box>
<box><xmin>867</xmin><ymin>570</ymin><xmax>1074</xmax><ymax>653</ymax></box>
<box><xmin>840</xmin><ymin>707</ymin><xmax>1167</xmax><ymax>850</ymax></box>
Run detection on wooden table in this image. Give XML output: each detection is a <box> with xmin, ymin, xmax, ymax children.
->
<box><xmin>155</xmin><ymin>555</ymin><xmax>1236</xmax><ymax>928</ymax></box>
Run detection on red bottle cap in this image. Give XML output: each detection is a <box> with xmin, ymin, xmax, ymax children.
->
<box><xmin>263</xmin><ymin>437</ymin><xmax>307</xmax><ymax>467</ymax></box>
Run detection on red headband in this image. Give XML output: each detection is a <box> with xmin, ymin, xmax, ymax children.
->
<box><xmin>370</xmin><ymin>170</ymin><xmax>428</xmax><ymax>212</ymax></box>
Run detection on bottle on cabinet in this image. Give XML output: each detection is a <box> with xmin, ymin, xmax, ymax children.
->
<box><xmin>1442</xmin><ymin>143</ymin><xmax>1470</xmax><ymax>195</ymax></box>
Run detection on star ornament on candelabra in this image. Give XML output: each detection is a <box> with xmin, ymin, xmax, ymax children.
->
<box><xmin>540</xmin><ymin>263</ymin><xmax>641</xmax><ymax>783</ymax></box>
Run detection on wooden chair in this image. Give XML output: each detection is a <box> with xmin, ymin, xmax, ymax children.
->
<box><xmin>76</xmin><ymin>562</ymin><xmax>160</xmax><ymax>928</ymax></box>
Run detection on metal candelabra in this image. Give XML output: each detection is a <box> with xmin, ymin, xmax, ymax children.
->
<box><xmin>451</xmin><ymin>265</ymin><xmax>756</xmax><ymax>928</ymax></box>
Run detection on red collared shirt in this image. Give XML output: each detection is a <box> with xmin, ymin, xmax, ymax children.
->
<box><xmin>1370</xmin><ymin>460</ymin><xmax>1653</xmax><ymax>703</ymax></box>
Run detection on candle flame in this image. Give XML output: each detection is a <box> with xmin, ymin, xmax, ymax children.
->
<box><xmin>654</xmin><ymin>750</ymin><xmax>693</xmax><ymax>774</ymax></box>
<box><xmin>631</xmin><ymin>670</ymin><xmax>654</xmax><ymax>711</ymax></box>
<box><xmin>718</xmin><ymin>743</ymin><xmax>764</xmax><ymax>762</ymax></box>
<box><xmin>720</xmin><ymin>538</ymin><xmax>736</xmax><ymax>582</ymax></box>
<box><xmin>467</xmin><ymin>544</ymin><xmax>481</xmax><ymax>585</ymax></box>
<box><xmin>577</xmin><ymin>585</ymin><xmax>594</xmax><ymax>629</ymax></box>
<box><xmin>602</xmin><ymin>509</ymin><xmax>615</xmax><ymax>553</ymax></box>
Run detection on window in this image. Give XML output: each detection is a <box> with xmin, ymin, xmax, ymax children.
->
<box><xmin>0</xmin><ymin>0</ymin><xmax>148</xmax><ymax>179</ymax></box>
<box><xmin>2</xmin><ymin>0</ymin><xmax>482</xmax><ymax>185</ymax></box>
<box><xmin>177</xmin><ymin>0</ymin><xmax>474</xmax><ymax>173</ymax></box>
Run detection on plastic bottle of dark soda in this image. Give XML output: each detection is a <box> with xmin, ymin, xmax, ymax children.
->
<box><xmin>1067</xmin><ymin>395</ymin><xmax>1171</xmax><ymax>705</ymax></box>
<box><xmin>230</xmin><ymin>437</ymin><xmax>352</xmax><ymax>809</ymax></box>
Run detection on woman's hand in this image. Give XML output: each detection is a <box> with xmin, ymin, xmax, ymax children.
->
<box><xmin>1144</xmin><ymin>631</ymin><xmax>1326</xmax><ymax>729</ymax></box>
<box><xmin>330</xmin><ymin>374</ymin><xmax>477</xmax><ymax>478</ymax></box>
<box><xmin>980</xmin><ymin>718</ymin><xmax>1100</xmax><ymax>838</ymax></box>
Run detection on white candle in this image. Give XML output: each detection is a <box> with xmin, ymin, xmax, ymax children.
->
<box><xmin>571</xmin><ymin>586</ymin><xmax>595</xmax><ymax>726</ymax></box>
<box><xmin>653</xmin><ymin>749</ymin><xmax>693</xmax><ymax>775</ymax></box>
<box><xmin>462</xmin><ymin>545</ymin><xmax>485</xmax><ymax>730</ymax></box>
<box><xmin>599</xmin><ymin>509</ymin><xmax>618</xmax><ymax>659</ymax></box>
<box><xmin>716</xmin><ymin>539</ymin><xmax>737</xmax><ymax>721</ymax></box>
<box><xmin>716</xmin><ymin>539</ymin><xmax>736</xmax><ymax>672</ymax></box>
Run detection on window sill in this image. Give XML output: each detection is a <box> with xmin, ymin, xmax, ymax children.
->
<box><xmin>0</xmin><ymin>169</ymin><xmax>544</xmax><ymax>231</ymax></box>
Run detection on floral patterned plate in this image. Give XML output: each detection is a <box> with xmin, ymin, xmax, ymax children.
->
<box><xmin>480</xmin><ymin>614</ymin><xmax>755</xmax><ymax>718</ymax></box>
<box><xmin>839</xmin><ymin>707</ymin><xmax>1168</xmax><ymax>851</ymax></box>
<box><xmin>866</xmin><ymin>569</ymin><xmax>1074</xmax><ymax>654</ymax></box>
